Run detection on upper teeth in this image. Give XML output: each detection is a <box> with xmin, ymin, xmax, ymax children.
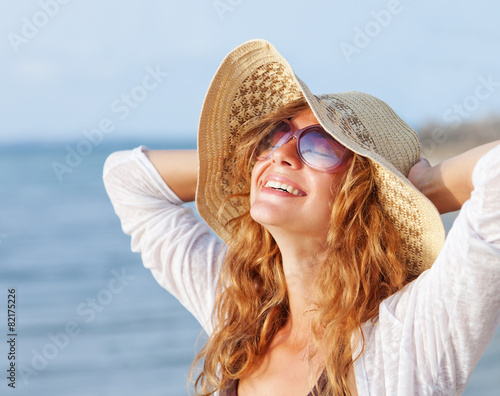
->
<box><xmin>265</xmin><ymin>180</ymin><xmax>301</xmax><ymax>196</ymax></box>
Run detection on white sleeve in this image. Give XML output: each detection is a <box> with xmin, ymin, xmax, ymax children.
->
<box><xmin>103</xmin><ymin>146</ymin><xmax>223</xmax><ymax>334</ymax></box>
<box><xmin>377</xmin><ymin>144</ymin><xmax>500</xmax><ymax>394</ymax></box>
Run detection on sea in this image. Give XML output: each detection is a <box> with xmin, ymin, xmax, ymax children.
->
<box><xmin>0</xmin><ymin>140</ymin><xmax>499</xmax><ymax>396</ymax></box>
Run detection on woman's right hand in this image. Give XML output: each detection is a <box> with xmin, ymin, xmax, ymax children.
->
<box><xmin>145</xmin><ymin>150</ymin><xmax>198</xmax><ymax>202</ymax></box>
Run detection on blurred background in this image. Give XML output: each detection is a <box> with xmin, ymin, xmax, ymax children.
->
<box><xmin>1</xmin><ymin>0</ymin><xmax>499</xmax><ymax>394</ymax></box>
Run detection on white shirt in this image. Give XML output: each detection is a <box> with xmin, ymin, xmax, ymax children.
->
<box><xmin>103</xmin><ymin>145</ymin><xmax>500</xmax><ymax>395</ymax></box>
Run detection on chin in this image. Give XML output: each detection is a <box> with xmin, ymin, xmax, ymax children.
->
<box><xmin>249</xmin><ymin>204</ymin><xmax>282</xmax><ymax>228</ymax></box>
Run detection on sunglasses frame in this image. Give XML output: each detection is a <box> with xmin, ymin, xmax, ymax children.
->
<box><xmin>256</xmin><ymin>119</ymin><xmax>349</xmax><ymax>173</ymax></box>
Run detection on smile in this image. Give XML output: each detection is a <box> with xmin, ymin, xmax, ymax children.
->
<box><xmin>264</xmin><ymin>180</ymin><xmax>304</xmax><ymax>196</ymax></box>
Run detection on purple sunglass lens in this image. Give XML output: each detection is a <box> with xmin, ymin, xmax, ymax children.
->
<box><xmin>300</xmin><ymin>130</ymin><xmax>343</xmax><ymax>169</ymax></box>
<box><xmin>257</xmin><ymin>121</ymin><xmax>292</xmax><ymax>158</ymax></box>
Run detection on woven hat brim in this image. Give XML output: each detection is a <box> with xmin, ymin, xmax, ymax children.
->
<box><xmin>197</xmin><ymin>39</ymin><xmax>304</xmax><ymax>239</ymax></box>
<box><xmin>196</xmin><ymin>39</ymin><xmax>445</xmax><ymax>276</ymax></box>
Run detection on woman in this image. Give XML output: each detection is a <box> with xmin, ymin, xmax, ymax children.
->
<box><xmin>104</xmin><ymin>40</ymin><xmax>500</xmax><ymax>395</ymax></box>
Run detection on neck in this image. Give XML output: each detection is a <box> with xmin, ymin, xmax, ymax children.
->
<box><xmin>273</xmin><ymin>232</ymin><xmax>327</xmax><ymax>338</ymax></box>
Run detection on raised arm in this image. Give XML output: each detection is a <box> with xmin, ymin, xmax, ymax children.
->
<box><xmin>408</xmin><ymin>140</ymin><xmax>500</xmax><ymax>213</ymax></box>
<box><xmin>145</xmin><ymin>149</ymin><xmax>198</xmax><ymax>202</ymax></box>
<box><xmin>103</xmin><ymin>147</ymin><xmax>220</xmax><ymax>333</ymax></box>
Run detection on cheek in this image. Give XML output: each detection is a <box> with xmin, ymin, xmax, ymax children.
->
<box><xmin>317</xmin><ymin>173</ymin><xmax>343</xmax><ymax>209</ymax></box>
<box><xmin>249</xmin><ymin>161</ymin><xmax>265</xmax><ymax>204</ymax></box>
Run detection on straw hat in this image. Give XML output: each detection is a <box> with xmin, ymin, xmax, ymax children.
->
<box><xmin>196</xmin><ymin>39</ymin><xmax>445</xmax><ymax>276</ymax></box>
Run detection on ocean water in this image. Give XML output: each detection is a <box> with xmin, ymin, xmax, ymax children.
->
<box><xmin>0</xmin><ymin>142</ymin><xmax>499</xmax><ymax>396</ymax></box>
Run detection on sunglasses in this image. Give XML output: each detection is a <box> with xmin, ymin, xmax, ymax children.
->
<box><xmin>255</xmin><ymin>119</ymin><xmax>350</xmax><ymax>172</ymax></box>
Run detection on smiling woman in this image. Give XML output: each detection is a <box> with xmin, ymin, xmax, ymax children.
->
<box><xmin>103</xmin><ymin>40</ymin><xmax>500</xmax><ymax>395</ymax></box>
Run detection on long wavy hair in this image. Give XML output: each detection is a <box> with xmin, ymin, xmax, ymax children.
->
<box><xmin>190</xmin><ymin>98</ymin><xmax>409</xmax><ymax>395</ymax></box>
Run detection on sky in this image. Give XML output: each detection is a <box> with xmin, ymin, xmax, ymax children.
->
<box><xmin>2</xmin><ymin>0</ymin><xmax>500</xmax><ymax>143</ymax></box>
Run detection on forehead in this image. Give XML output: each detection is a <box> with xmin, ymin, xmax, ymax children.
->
<box><xmin>290</xmin><ymin>110</ymin><xmax>319</xmax><ymax>129</ymax></box>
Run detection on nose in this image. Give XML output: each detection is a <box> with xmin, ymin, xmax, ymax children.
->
<box><xmin>271</xmin><ymin>136</ymin><xmax>302</xmax><ymax>168</ymax></box>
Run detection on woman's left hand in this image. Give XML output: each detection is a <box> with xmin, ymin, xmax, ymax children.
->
<box><xmin>407</xmin><ymin>157</ymin><xmax>433</xmax><ymax>192</ymax></box>
<box><xmin>409</xmin><ymin>140</ymin><xmax>500</xmax><ymax>214</ymax></box>
<box><xmin>408</xmin><ymin>157</ymin><xmax>461</xmax><ymax>214</ymax></box>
